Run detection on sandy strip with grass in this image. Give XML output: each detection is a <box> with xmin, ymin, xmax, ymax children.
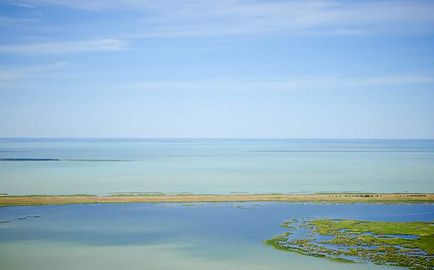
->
<box><xmin>1</xmin><ymin>193</ymin><xmax>433</xmax><ymax>206</ymax></box>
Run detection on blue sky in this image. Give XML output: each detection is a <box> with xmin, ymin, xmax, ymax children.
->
<box><xmin>0</xmin><ymin>0</ymin><xmax>434</xmax><ymax>138</ymax></box>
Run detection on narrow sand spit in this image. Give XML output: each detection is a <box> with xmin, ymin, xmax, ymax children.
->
<box><xmin>1</xmin><ymin>193</ymin><xmax>433</xmax><ymax>206</ymax></box>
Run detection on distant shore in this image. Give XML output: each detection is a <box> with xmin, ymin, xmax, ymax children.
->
<box><xmin>1</xmin><ymin>193</ymin><xmax>434</xmax><ymax>206</ymax></box>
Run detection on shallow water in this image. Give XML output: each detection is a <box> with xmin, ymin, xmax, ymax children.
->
<box><xmin>0</xmin><ymin>203</ymin><xmax>433</xmax><ymax>270</ymax></box>
<box><xmin>1</xmin><ymin>138</ymin><xmax>433</xmax><ymax>195</ymax></box>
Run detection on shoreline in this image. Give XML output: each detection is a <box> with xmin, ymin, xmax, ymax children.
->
<box><xmin>1</xmin><ymin>193</ymin><xmax>434</xmax><ymax>206</ymax></box>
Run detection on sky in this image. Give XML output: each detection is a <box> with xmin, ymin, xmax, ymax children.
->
<box><xmin>0</xmin><ymin>0</ymin><xmax>434</xmax><ymax>139</ymax></box>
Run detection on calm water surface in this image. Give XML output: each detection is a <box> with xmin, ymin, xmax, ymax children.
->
<box><xmin>1</xmin><ymin>138</ymin><xmax>433</xmax><ymax>195</ymax></box>
<box><xmin>1</xmin><ymin>203</ymin><xmax>433</xmax><ymax>270</ymax></box>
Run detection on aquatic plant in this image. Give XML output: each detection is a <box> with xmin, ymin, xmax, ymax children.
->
<box><xmin>265</xmin><ymin>219</ymin><xmax>434</xmax><ymax>270</ymax></box>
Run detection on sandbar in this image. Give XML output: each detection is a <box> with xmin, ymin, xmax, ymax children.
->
<box><xmin>1</xmin><ymin>193</ymin><xmax>433</xmax><ymax>206</ymax></box>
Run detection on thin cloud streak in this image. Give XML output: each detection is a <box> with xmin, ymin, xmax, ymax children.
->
<box><xmin>10</xmin><ymin>0</ymin><xmax>434</xmax><ymax>37</ymax></box>
<box><xmin>5</xmin><ymin>2</ymin><xmax>36</xmax><ymax>8</ymax></box>
<box><xmin>119</xmin><ymin>74</ymin><xmax>434</xmax><ymax>92</ymax></box>
<box><xmin>0</xmin><ymin>39</ymin><xmax>128</xmax><ymax>54</ymax></box>
<box><xmin>0</xmin><ymin>61</ymin><xmax>68</xmax><ymax>82</ymax></box>
<box><xmin>0</xmin><ymin>15</ymin><xmax>38</xmax><ymax>26</ymax></box>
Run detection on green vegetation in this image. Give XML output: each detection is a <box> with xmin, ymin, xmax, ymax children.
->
<box><xmin>265</xmin><ymin>232</ymin><xmax>354</xmax><ymax>263</ymax></box>
<box><xmin>265</xmin><ymin>219</ymin><xmax>434</xmax><ymax>270</ymax></box>
<box><xmin>311</xmin><ymin>219</ymin><xmax>434</xmax><ymax>236</ymax></box>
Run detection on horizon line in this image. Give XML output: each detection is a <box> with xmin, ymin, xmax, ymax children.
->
<box><xmin>1</xmin><ymin>137</ymin><xmax>434</xmax><ymax>140</ymax></box>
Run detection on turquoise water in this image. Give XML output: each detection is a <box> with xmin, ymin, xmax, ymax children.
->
<box><xmin>1</xmin><ymin>203</ymin><xmax>432</xmax><ymax>270</ymax></box>
<box><xmin>1</xmin><ymin>139</ymin><xmax>434</xmax><ymax>195</ymax></box>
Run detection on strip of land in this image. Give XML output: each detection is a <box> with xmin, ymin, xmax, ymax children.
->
<box><xmin>0</xmin><ymin>193</ymin><xmax>433</xmax><ymax>206</ymax></box>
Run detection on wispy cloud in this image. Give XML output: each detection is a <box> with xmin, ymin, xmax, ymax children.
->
<box><xmin>8</xmin><ymin>0</ymin><xmax>128</xmax><ymax>10</ymax></box>
<box><xmin>119</xmin><ymin>74</ymin><xmax>434</xmax><ymax>92</ymax></box>
<box><xmin>0</xmin><ymin>61</ymin><xmax>68</xmax><ymax>82</ymax></box>
<box><xmin>10</xmin><ymin>0</ymin><xmax>434</xmax><ymax>37</ymax></box>
<box><xmin>350</xmin><ymin>74</ymin><xmax>434</xmax><ymax>86</ymax></box>
<box><xmin>5</xmin><ymin>1</ymin><xmax>35</xmax><ymax>8</ymax></box>
<box><xmin>0</xmin><ymin>39</ymin><xmax>128</xmax><ymax>54</ymax></box>
<box><xmin>0</xmin><ymin>15</ymin><xmax>38</xmax><ymax>26</ymax></box>
<box><xmin>0</xmin><ymin>61</ymin><xmax>69</xmax><ymax>90</ymax></box>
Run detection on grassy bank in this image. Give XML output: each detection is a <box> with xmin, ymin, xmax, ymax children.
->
<box><xmin>0</xmin><ymin>193</ymin><xmax>433</xmax><ymax>206</ymax></box>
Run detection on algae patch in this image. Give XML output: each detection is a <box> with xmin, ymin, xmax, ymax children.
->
<box><xmin>265</xmin><ymin>218</ymin><xmax>434</xmax><ymax>270</ymax></box>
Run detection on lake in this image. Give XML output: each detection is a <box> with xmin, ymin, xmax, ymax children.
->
<box><xmin>1</xmin><ymin>138</ymin><xmax>433</xmax><ymax>195</ymax></box>
<box><xmin>1</xmin><ymin>202</ymin><xmax>433</xmax><ymax>270</ymax></box>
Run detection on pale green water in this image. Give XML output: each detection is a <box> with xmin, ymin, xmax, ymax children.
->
<box><xmin>2</xmin><ymin>203</ymin><xmax>430</xmax><ymax>270</ymax></box>
<box><xmin>1</xmin><ymin>139</ymin><xmax>433</xmax><ymax>195</ymax></box>
<box><xmin>0</xmin><ymin>242</ymin><xmax>399</xmax><ymax>270</ymax></box>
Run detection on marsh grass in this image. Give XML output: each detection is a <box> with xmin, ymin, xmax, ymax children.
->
<box><xmin>266</xmin><ymin>219</ymin><xmax>434</xmax><ymax>270</ymax></box>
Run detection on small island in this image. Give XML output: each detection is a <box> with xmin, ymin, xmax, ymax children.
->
<box><xmin>265</xmin><ymin>218</ymin><xmax>434</xmax><ymax>270</ymax></box>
